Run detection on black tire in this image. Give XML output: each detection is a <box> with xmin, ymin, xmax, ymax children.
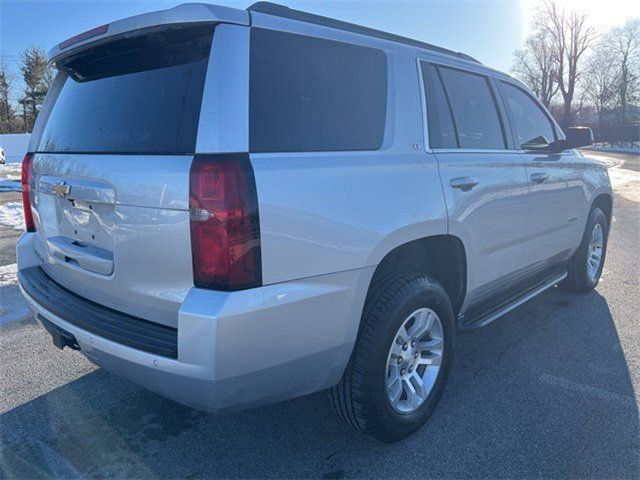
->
<box><xmin>561</xmin><ymin>206</ymin><xmax>608</xmax><ymax>293</ymax></box>
<box><xmin>328</xmin><ymin>273</ymin><xmax>455</xmax><ymax>442</ymax></box>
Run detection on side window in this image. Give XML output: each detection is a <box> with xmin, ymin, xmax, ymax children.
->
<box><xmin>501</xmin><ymin>82</ymin><xmax>556</xmax><ymax>148</ymax></box>
<box><xmin>438</xmin><ymin>67</ymin><xmax>506</xmax><ymax>149</ymax></box>
<box><xmin>421</xmin><ymin>62</ymin><xmax>457</xmax><ymax>148</ymax></box>
<box><xmin>250</xmin><ymin>29</ymin><xmax>388</xmax><ymax>152</ymax></box>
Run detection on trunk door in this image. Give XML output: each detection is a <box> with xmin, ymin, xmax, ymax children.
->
<box><xmin>31</xmin><ymin>154</ymin><xmax>193</xmax><ymax>328</ymax></box>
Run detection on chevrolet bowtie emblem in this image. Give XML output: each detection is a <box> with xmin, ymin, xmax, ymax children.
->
<box><xmin>52</xmin><ymin>181</ymin><xmax>71</xmax><ymax>197</ymax></box>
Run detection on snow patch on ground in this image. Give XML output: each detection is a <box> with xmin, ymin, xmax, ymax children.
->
<box><xmin>0</xmin><ymin>162</ymin><xmax>22</xmax><ymax>192</ymax></box>
<box><xmin>0</xmin><ymin>264</ymin><xmax>29</xmax><ymax>324</ymax></box>
<box><xmin>0</xmin><ymin>202</ymin><xmax>25</xmax><ymax>230</ymax></box>
<box><xmin>607</xmin><ymin>166</ymin><xmax>640</xmax><ymax>203</ymax></box>
<box><xmin>0</xmin><ymin>263</ymin><xmax>18</xmax><ymax>286</ymax></box>
<box><xmin>1</xmin><ymin>162</ymin><xmax>21</xmax><ymax>180</ymax></box>
<box><xmin>0</xmin><ymin>264</ymin><xmax>29</xmax><ymax>325</ymax></box>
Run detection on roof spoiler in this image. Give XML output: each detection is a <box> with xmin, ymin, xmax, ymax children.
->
<box><xmin>48</xmin><ymin>3</ymin><xmax>249</xmax><ymax>66</ymax></box>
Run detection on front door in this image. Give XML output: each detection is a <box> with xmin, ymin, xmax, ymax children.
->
<box><xmin>498</xmin><ymin>81</ymin><xmax>583</xmax><ymax>275</ymax></box>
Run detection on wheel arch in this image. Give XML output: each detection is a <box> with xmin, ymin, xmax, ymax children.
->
<box><xmin>365</xmin><ymin>235</ymin><xmax>467</xmax><ymax>316</ymax></box>
<box><xmin>591</xmin><ymin>193</ymin><xmax>613</xmax><ymax>229</ymax></box>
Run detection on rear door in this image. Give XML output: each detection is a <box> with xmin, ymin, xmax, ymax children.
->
<box><xmin>420</xmin><ymin>62</ymin><xmax>530</xmax><ymax>320</ymax></box>
<box><xmin>28</xmin><ymin>25</ymin><xmax>215</xmax><ymax>327</ymax></box>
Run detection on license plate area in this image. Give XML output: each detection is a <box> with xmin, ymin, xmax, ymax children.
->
<box><xmin>35</xmin><ymin>176</ymin><xmax>115</xmax><ymax>275</ymax></box>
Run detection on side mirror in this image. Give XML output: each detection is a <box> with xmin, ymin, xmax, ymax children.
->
<box><xmin>565</xmin><ymin>127</ymin><xmax>593</xmax><ymax>149</ymax></box>
<box><xmin>549</xmin><ymin>127</ymin><xmax>593</xmax><ymax>152</ymax></box>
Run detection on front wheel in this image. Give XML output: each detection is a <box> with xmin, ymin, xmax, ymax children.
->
<box><xmin>562</xmin><ymin>206</ymin><xmax>609</xmax><ymax>292</ymax></box>
<box><xmin>328</xmin><ymin>273</ymin><xmax>455</xmax><ymax>442</ymax></box>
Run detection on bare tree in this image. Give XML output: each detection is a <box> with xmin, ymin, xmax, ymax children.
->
<box><xmin>583</xmin><ymin>37</ymin><xmax>618</xmax><ymax>126</ymax></box>
<box><xmin>536</xmin><ymin>0</ymin><xmax>596</xmax><ymax>127</ymax></box>
<box><xmin>19</xmin><ymin>46</ymin><xmax>50</xmax><ymax>132</ymax></box>
<box><xmin>609</xmin><ymin>18</ymin><xmax>640</xmax><ymax>125</ymax></box>
<box><xmin>0</xmin><ymin>63</ymin><xmax>17</xmax><ymax>133</ymax></box>
<box><xmin>512</xmin><ymin>28</ymin><xmax>559</xmax><ymax>107</ymax></box>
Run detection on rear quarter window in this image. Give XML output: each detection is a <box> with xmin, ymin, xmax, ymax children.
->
<box><xmin>249</xmin><ymin>29</ymin><xmax>388</xmax><ymax>152</ymax></box>
<box><xmin>36</xmin><ymin>25</ymin><xmax>214</xmax><ymax>154</ymax></box>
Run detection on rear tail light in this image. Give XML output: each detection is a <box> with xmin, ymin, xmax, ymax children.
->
<box><xmin>189</xmin><ymin>154</ymin><xmax>261</xmax><ymax>291</ymax></box>
<box><xmin>21</xmin><ymin>153</ymin><xmax>36</xmax><ymax>232</ymax></box>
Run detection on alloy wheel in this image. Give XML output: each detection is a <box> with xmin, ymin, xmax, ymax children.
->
<box><xmin>385</xmin><ymin>308</ymin><xmax>444</xmax><ymax>414</ymax></box>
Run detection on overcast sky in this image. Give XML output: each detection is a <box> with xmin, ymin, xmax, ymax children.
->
<box><xmin>1</xmin><ymin>0</ymin><xmax>638</xmax><ymax>95</ymax></box>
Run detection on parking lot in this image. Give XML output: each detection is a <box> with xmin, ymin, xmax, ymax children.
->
<box><xmin>1</xmin><ymin>151</ymin><xmax>639</xmax><ymax>479</ymax></box>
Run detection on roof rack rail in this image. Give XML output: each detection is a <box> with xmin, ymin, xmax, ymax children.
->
<box><xmin>247</xmin><ymin>1</ymin><xmax>481</xmax><ymax>64</ymax></box>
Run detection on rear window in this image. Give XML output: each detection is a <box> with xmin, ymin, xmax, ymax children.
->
<box><xmin>250</xmin><ymin>29</ymin><xmax>388</xmax><ymax>152</ymax></box>
<box><xmin>36</xmin><ymin>25</ymin><xmax>214</xmax><ymax>154</ymax></box>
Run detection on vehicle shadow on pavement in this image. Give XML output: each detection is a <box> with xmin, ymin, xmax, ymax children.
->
<box><xmin>1</xmin><ymin>288</ymin><xmax>638</xmax><ymax>479</ymax></box>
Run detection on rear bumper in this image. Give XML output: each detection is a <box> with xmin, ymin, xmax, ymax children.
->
<box><xmin>17</xmin><ymin>232</ymin><xmax>373</xmax><ymax>413</ymax></box>
<box><xmin>19</xmin><ymin>266</ymin><xmax>178</xmax><ymax>358</ymax></box>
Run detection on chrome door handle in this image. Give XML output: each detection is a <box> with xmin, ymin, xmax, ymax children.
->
<box><xmin>450</xmin><ymin>176</ymin><xmax>479</xmax><ymax>191</ymax></box>
<box><xmin>530</xmin><ymin>172</ymin><xmax>549</xmax><ymax>183</ymax></box>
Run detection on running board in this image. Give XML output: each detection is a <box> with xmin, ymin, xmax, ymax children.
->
<box><xmin>458</xmin><ymin>272</ymin><xmax>567</xmax><ymax>330</ymax></box>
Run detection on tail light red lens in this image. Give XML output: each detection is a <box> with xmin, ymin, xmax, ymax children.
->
<box><xmin>21</xmin><ymin>153</ymin><xmax>36</xmax><ymax>232</ymax></box>
<box><xmin>189</xmin><ymin>154</ymin><xmax>261</xmax><ymax>291</ymax></box>
<box><xmin>58</xmin><ymin>23</ymin><xmax>108</xmax><ymax>50</ymax></box>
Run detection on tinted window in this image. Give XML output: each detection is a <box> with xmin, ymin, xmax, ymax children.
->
<box><xmin>439</xmin><ymin>67</ymin><xmax>506</xmax><ymax>149</ymax></box>
<box><xmin>501</xmin><ymin>82</ymin><xmax>556</xmax><ymax>148</ymax></box>
<box><xmin>421</xmin><ymin>63</ymin><xmax>457</xmax><ymax>148</ymax></box>
<box><xmin>250</xmin><ymin>29</ymin><xmax>387</xmax><ymax>152</ymax></box>
<box><xmin>37</xmin><ymin>25</ymin><xmax>213</xmax><ymax>154</ymax></box>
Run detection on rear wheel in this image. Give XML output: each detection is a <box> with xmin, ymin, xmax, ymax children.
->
<box><xmin>328</xmin><ymin>273</ymin><xmax>455</xmax><ymax>442</ymax></box>
<box><xmin>562</xmin><ymin>206</ymin><xmax>608</xmax><ymax>292</ymax></box>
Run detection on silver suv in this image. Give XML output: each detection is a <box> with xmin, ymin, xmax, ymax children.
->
<box><xmin>17</xmin><ymin>2</ymin><xmax>612</xmax><ymax>442</ymax></box>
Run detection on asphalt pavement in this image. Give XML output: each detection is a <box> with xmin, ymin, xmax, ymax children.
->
<box><xmin>1</xmin><ymin>152</ymin><xmax>639</xmax><ymax>479</ymax></box>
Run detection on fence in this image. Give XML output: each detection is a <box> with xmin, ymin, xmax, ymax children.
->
<box><xmin>0</xmin><ymin>133</ymin><xmax>31</xmax><ymax>163</ymax></box>
<box><xmin>591</xmin><ymin>125</ymin><xmax>640</xmax><ymax>147</ymax></box>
